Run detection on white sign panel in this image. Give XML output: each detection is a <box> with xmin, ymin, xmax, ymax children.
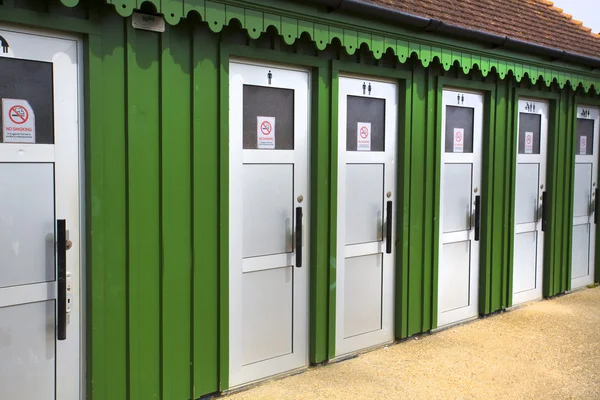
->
<box><xmin>357</xmin><ymin>122</ymin><xmax>371</xmax><ymax>151</ymax></box>
<box><xmin>132</xmin><ymin>12</ymin><xmax>166</xmax><ymax>32</ymax></box>
<box><xmin>453</xmin><ymin>128</ymin><xmax>464</xmax><ymax>153</ymax></box>
<box><xmin>524</xmin><ymin>131</ymin><xmax>534</xmax><ymax>154</ymax></box>
<box><xmin>580</xmin><ymin>136</ymin><xmax>587</xmax><ymax>155</ymax></box>
<box><xmin>257</xmin><ymin>116</ymin><xmax>275</xmax><ymax>149</ymax></box>
<box><xmin>2</xmin><ymin>98</ymin><xmax>35</xmax><ymax>143</ymax></box>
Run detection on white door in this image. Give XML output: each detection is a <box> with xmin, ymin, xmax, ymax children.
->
<box><xmin>0</xmin><ymin>27</ymin><xmax>82</xmax><ymax>400</ymax></box>
<box><xmin>571</xmin><ymin>106</ymin><xmax>599</xmax><ymax>290</ymax></box>
<box><xmin>228</xmin><ymin>62</ymin><xmax>309</xmax><ymax>387</ymax></box>
<box><xmin>335</xmin><ymin>76</ymin><xmax>397</xmax><ymax>356</ymax></box>
<box><xmin>437</xmin><ymin>90</ymin><xmax>483</xmax><ymax>328</ymax></box>
<box><xmin>513</xmin><ymin>99</ymin><xmax>549</xmax><ymax>305</ymax></box>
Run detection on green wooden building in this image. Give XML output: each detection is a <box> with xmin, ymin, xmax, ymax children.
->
<box><xmin>0</xmin><ymin>0</ymin><xmax>599</xmax><ymax>399</ymax></box>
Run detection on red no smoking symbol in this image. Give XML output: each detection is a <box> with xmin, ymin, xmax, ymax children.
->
<box><xmin>360</xmin><ymin>126</ymin><xmax>369</xmax><ymax>139</ymax></box>
<box><xmin>455</xmin><ymin>132</ymin><xmax>462</xmax><ymax>142</ymax></box>
<box><xmin>260</xmin><ymin>120</ymin><xmax>272</xmax><ymax>135</ymax></box>
<box><xmin>526</xmin><ymin>135</ymin><xmax>532</xmax><ymax>145</ymax></box>
<box><xmin>9</xmin><ymin>105</ymin><xmax>28</xmax><ymax>125</ymax></box>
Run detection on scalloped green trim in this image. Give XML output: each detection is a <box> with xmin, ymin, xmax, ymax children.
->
<box><xmin>62</xmin><ymin>0</ymin><xmax>600</xmax><ymax>94</ymax></box>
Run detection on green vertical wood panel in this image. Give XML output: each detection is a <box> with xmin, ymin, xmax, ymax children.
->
<box><xmin>480</xmin><ymin>88</ymin><xmax>495</xmax><ymax>315</ymax></box>
<box><xmin>421</xmin><ymin>68</ymin><xmax>436</xmax><ymax>331</ymax></box>
<box><xmin>218</xmin><ymin>46</ymin><xmax>230</xmax><ymax>392</ymax></box>
<box><xmin>501</xmin><ymin>80</ymin><xmax>515</xmax><ymax>310</ymax></box>
<box><xmin>397</xmin><ymin>78</ymin><xmax>413</xmax><ymax>338</ymax></box>
<box><xmin>407</xmin><ymin>66</ymin><xmax>427</xmax><ymax>336</ymax></box>
<box><xmin>192</xmin><ymin>24</ymin><xmax>220</xmax><ymax>396</ymax></box>
<box><xmin>566</xmin><ymin>94</ymin><xmax>577</xmax><ymax>291</ymax></box>
<box><xmin>558</xmin><ymin>92</ymin><xmax>575</xmax><ymax>293</ymax></box>
<box><xmin>543</xmin><ymin>95</ymin><xmax>561</xmax><ymax>297</ymax></box>
<box><xmin>160</xmin><ymin>22</ymin><xmax>193</xmax><ymax>400</ymax></box>
<box><xmin>327</xmin><ymin>69</ymin><xmax>339</xmax><ymax>359</ymax></box>
<box><xmin>126</xmin><ymin>22</ymin><xmax>161</xmax><ymax>400</ymax></box>
<box><xmin>502</xmin><ymin>82</ymin><xmax>519</xmax><ymax>305</ymax></box>
<box><xmin>310</xmin><ymin>64</ymin><xmax>331</xmax><ymax>364</ymax></box>
<box><xmin>86</xmin><ymin>11</ymin><xmax>128</xmax><ymax>399</ymax></box>
<box><xmin>490</xmin><ymin>80</ymin><xmax>510</xmax><ymax>312</ymax></box>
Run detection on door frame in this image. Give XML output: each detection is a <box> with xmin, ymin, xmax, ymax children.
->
<box><xmin>0</xmin><ymin>23</ymin><xmax>85</xmax><ymax>400</ymax></box>
<box><xmin>570</xmin><ymin>104</ymin><xmax>600</xmax><ymax>289</ymax></box>
<box><xmin>433</xmin><ymin>78</ymin><xmax>496</xmax><ymax>328</ymax></box>
<box><xmin>227</xmin><ymin>58</ymin><xmax>311</xmax><ymax>388</ymax></box>
<box><xmin>334</xmin><ymin>73</ymin><xmax>398</xmax><ymax>357</ymax></box>
<box><xmin>508</xmin><ymin>89</ymin><xmax>560</xmax><ymax>304</ymax></box>
<box><xmin>575</xmin><ymin>96</ymin><xmax>600</xmax><ymax>287</ymax></box>
<box><xmin>218</xmin><ymin>43</ymin><xmax>333</xmax><ymax>390</ymax></box>
<box><xmin>511</xmin><ymin>97</ymin><xmax>550</xmax><ymax>305</ymax></box>
<box><xmin>328</xmin><ymin>61</ymin><xmax>411</xmax><ymax>357</ymax></box>
<box><xmin>436</xmin><ymin>88</ymin><xmax>485</xmax><ymax>328</ymax></box>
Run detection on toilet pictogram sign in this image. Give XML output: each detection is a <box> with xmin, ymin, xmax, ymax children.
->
<box><xmin>2</xmin><ymin>98</ymin><xmax>35</xmax><ymax>143</ymax></box>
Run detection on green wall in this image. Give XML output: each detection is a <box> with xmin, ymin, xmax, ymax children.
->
<box><xmin>0</xmin><ymin>0</ymin><xmax>598</xmax><ymax>399</ymax></box>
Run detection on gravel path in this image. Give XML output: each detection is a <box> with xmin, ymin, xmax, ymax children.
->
<box><xmin>229</xmin><ymin>286</ymin><xmax>600</xmax><ymax>399</ymax></box>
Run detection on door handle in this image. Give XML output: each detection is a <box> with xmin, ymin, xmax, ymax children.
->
<box><xmin>474</xmin><ymin>195</ymin><xmax>481</xmax><ymax>241</ymax></box>
<box><xmin>541</xmin><ymin>191</ymin><xmax>547</xmax><ymax>232</ymax></box>
<box><xmin>295</xmin><ymin>207</ymin><xmax>302</xmax><ymax>268</ymax></box>
<box><xmin>57</xmin><ymin>219</ymin><xmax>67</xmax><ymax>341</ymax></box>
<box><xmin>386</xmin><ymin>201</ymin><xmax>393</xmax><ymax>254</ymax></box>
<box><xmin>595</xmin><ymin>189</ymin><xmax>599</xmax><ymax>224</ymax></box>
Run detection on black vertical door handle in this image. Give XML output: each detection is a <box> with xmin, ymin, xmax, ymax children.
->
<box><xmin>595</xmin><ymin>189</ymin><xmax>599</xmax><ymax>224</ymax></box>
<box><xmin>57</xmin><ymin>219</ymin><xmax>67</xmax><ymax>341</ymax></box>
<box><xmin>386</xmin><ymin>201</ymin><xmax>393</xmax><ymax>254</ymax></box>
<box><xmin>474</xmin><ymin>195</ymin><xmax>481</xmax><ymax>241</ymax></box>
<box><xmin>541</xmin><ymin>191</ymin><xmax>547</xmax><ymax>232</ymax></box>
<box><xmin>295</xmin><ymin>207</ymin><xmax>302</xmax><ymax>268</ymax></box>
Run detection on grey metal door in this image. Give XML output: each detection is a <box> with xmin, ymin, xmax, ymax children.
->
<box><xmin>437</xmin><ymin>89</ymin><xmax>483</xmax><ymax>328</ymax></box>
<box><xmin>0</xmin><ymin>27</ymin><xmax>82</xmax><ymax>400</ymax></box>
<box><xmin>571</xmin><ymin>106</ymin><xmax>599</xmax><ymax>290</ymax></box>
<box><xmin>228</xmin><ymin>62</ymin><xmax>309</xmax><ymax>387</ymax></box>
<box><xmin>513</xmin><ymin>99</ymin><xmax>549</xmax><ymax>305</ymax></box>
<box><xmin>335</xmin><ymin>76</ymin><xmax>397</xmax><ymax>356</ymax></box>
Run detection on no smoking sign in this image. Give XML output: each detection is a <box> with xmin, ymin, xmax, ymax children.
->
<box><xmin>257</xmin><ymin>116</ymin><xmax>275</xmax><ymax>149</ymax></box>
<box><xmin>9</xmin><ymin>105</ymin><xmax>29</xmax><ymax>125</ymax></box>
<box><xmin>524</xmin><ymin>131</ymin><xmax>534</xmax><ymax>154</ymax></box>
<box><xmin>357</xmin><ymin>122</ymin><xmax>371</xmax><ymax>151</ymax></box>
<box><xmin>260</xmin><ymin>120</ymin><xmax>272</xmax><ymax>136</ymax></box>
<box><xmin>453</xmin><ymin>128</ymin><xmax>464</xmax><ymax>153</ymax></box>
<box><xmin>2</xmin><ymin>98</ymin><xmax>35</xmax><ymax>143</ymax></box>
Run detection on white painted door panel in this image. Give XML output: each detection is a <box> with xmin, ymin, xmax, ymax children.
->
<box><xmin>438</xmin><ymin>90</ymin><xmax>483</xmax><ymax>328</ymax></box>
<box><xmin>571</xmin><ymin>106</ymin><xmax>599</xmax><ymax>290</ymax></box>
<box><xmin>0</xmin><ymin>26</ymin><xmax>82</xmax><ymax>400</ymax></box>
<box><xmin>229</xmin><ymin>62</ymin><xmax>309</xmax><ymax>387</ymax></box>
<box><xmin>335</xmin><ymin>76</ymin><xmax>397</xmax><ymax>356</ymax></box>
<box><xmin>513</xmin><ymin>99</ymin><xmax>549</xmax><ymax>305</ymax></box>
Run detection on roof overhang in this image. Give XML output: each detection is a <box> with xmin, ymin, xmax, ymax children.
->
<box><xmin>59</xmin><ymin>0</ymin><xmax>600</xmax><ymax>94</ymax></box>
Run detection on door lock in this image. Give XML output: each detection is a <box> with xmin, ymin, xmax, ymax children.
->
<box><xmin>297</xmin><ymin>195</ymin><xmax>304</xmax><ymax>203</ymax></box>
<box><xmin>386</xmin><ymin>191</ymin><xmax>392</xmax><ymax>198</ymax></box>
<box><xmin>66</xmin><ymin>240</ymin><xmax>73</xmax><ymax>250</ymax></box>
<box><xmin>474</xmin><ymin>187</ymin><xmax>478</xmax><ymax>193</ymax></box>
